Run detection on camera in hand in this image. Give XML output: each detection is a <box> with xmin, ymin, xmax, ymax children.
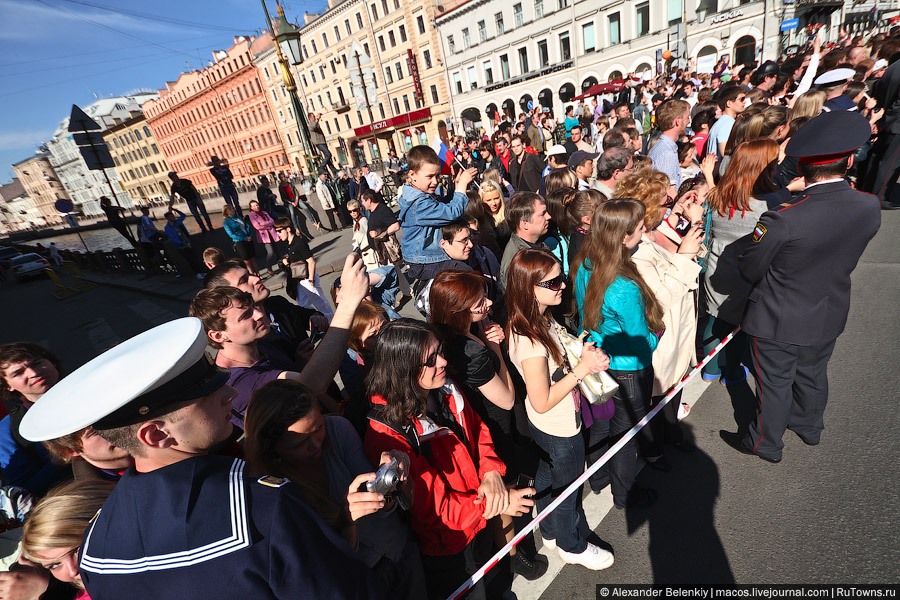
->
<box><xmin>366</xmin><ymin>457</ymin><xmax>401</xmax><ymax>495</ymax></box>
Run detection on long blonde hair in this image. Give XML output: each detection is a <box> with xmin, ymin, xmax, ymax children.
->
<box><xmin>571</xmin><ymin>198</ymin><xmax>664</xmax><ymax>333</ymax></box>
<box><xmin>22</xmin><ymin>480</ymin><xmax>115</xmax><ymax>561</ymax></box>
<box><xmin>789</xmin><ymin>90</ymin><xmax>826</xmax><ymax>123</ymax></box>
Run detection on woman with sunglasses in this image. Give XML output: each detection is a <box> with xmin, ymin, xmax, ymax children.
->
<box><xmin>572</xmin><ymin>199</ymin><xmax>664</xmax><ymax>509</ymax></box>
<box><xmin>364</xmin><ymin>318</ymin><xmax>534</xmax><ymax>600</ymax></box>
<box><xmin>428</xmin><ymin>271</ymin><xmax>547</xmax><ymax>580</ymax></box>
<box><xmin>505</xmin><ymin>249</ymin><xmax>614</xmax><ymax>571</ymax></box>
<box><xmin>21</xmin><ymin>479</ymin><xmax>116</xmax><ymax>600</ymax></box>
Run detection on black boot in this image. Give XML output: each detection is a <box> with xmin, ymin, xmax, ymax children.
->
<box><xmin>510</xmin><ymin>549</ymin><xmax>549</xmax><ymax>580</ymax></box>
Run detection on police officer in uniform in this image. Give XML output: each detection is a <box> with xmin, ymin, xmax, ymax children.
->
<box><xmin>721</xmin><ymin>111</ymin><xmax>881</xmax><ymax>463</ymax></box>
<box><xmin>19</xmin><ymin>317</ymin><xmax>384</xmax><ymax>600</ymax></box>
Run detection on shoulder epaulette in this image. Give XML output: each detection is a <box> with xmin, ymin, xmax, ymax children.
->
<box><xmin>777</xmin><ymin>194</ymin><xmax>811</xmax><ymax>212</ymax></box>
<box><xmin>257</xmin><ymin>475</ymin><xmax>289</xmax><ymax>488</ymax></box>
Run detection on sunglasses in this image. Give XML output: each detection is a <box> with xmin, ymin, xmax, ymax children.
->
<box><xmin>535</xmin><ymin>274</ymin><xmax>564</xmax><ymax>291</ymax></box>
<box><xmin>421</xmin><ymin>343</ymin><xmax>444</xmax><ymax>368</ymax></box>
<box><xmin>275</xmin><ymin>227</ymin><xmax>288</xmax><ymax>233</ymax></box>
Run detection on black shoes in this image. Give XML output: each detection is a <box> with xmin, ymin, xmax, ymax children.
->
<box><xmin>719</xmin><ymin>430</ymin><xmax>782</xmax><ymax>463</ymax></box>
<box><xmin>645</xmin><ymin>456</ymin><xmax>672</xmax><ymax>472</ymax></box>
<box><xmin>510</xmin><ymin>549</ymin><xmax>549</xmax><ymax>580</ymax></box>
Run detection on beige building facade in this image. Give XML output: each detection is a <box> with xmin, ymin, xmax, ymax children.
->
<box><xmin>293</xmin><ymin>0</ymin><xmax>452</xmax><ymax>167</ymax></box>
<box><xmin>11</xmin><ymin>152</ymin><xmax>68</xmax><ymax>225</ymax></box>
<box><xmin>104</xmin><ymin>115</ymin><xmax>171</xmax><ymax>205</ymax></box>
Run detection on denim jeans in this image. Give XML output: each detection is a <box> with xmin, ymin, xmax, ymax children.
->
<box><xmin>585</xmin><ymin>367</ymin><xmax>652</xmax><ymax>507</ymax></box>
<box><xmin>527</xmin><ymin>422</ymin><xmax>590</xmax><ymax>554</ymax></box>
<box><xmin>220</xmin><ymin>184</ymin><xmax>242</xmax><ymax>218</ymax></box>
<box><xmin>316</xmin><ymin>143</ymin><xmax>338</xmax><ymax>177</ymax></box>
<box><xmin>369</xmin><ymin>265</ymin><xmax>401</xmax><ymax>320</ymax></box>
<box><xmin>185</xmin><ymin>199</ymin><xmax>212</xmax><ymax>231</ymax></box>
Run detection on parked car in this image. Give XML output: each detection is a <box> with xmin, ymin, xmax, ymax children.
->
<box><xmin>9</xmin><ymin>253</ymin><xmax>50</xmax><ymax>282</ymax></box>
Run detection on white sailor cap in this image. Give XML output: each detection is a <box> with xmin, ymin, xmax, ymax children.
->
<box><xmin>19</xmin><ymin>318</ymin><xmax>228</xmax><ymax>442</ymax></box>
<box><xmin>813</xmin><ymin>68</ymin><xmax>856</xmax><ymax>87</ymax></box>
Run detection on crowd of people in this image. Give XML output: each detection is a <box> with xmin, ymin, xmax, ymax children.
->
<box><xmin>0</xmin><ymin>28</ymin><xmax>894</xmax><ymax>600</ymax></box>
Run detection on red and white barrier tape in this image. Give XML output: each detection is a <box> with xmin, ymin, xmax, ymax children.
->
<box><xmin>447</xmin><ymin>326</ymin><xmax>741</xmax><ymax>599</ymax></box>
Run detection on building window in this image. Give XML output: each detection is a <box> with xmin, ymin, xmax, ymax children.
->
<box><xmin>607</xmin><ymin>12</ymin><xmax>621</xmax><ymax>45</ymax></box>
<box><xmin>392</xmin><ymin>98</ymin><xmax>401</xmax><ymax>114</ymax></box>
<box><xmin>371</xmin><ymin>3</ymin><xmax>378</xmax><ymax>20</ymax></box>
<box><xmin>379</xmin><ymin>36</ymin><xmax>386</xmax><ymax>51</ymax></box>
<box><xmin>484</xmin><ymin>60</ymin><xmax>494</xmax><ymax>84</ymax></box>
<box><xmin>500</xmin><ymin>54</ymin><xmax>510</xmax><ymax>79</ymax></box>
<box><xmin>448</xmin><ymin>35</ymin><xmax>455</xmax><ymax>53</ymax></box>
<box><xmin>381</xmin><ymin>0</ymin><xmax>388</xmax><ymax>15</ymax></box>
<box><xmin>667</xmin><ymin>0</ymin><xmax>682</xmax><ymax>25</ymax></box>
<box><xmin>311</xmin><ymin>40</ymin><xmax>318</xmax><ymax>53</ymax></box>
<box><xmin>423</xmin><ymin>49</ymin><xmax>433</xmax><ymax>69</ymax></box>
<box><xmin>395</xmin><ymin>61</ymin><xmax>403</xmax><ymax>78</ymax></box>
<box><xmin>518</xmin><ymin>47</ymin><xmax>529</xmax><ymax>73</ymax></box>
<box><xmin>559</xmin><ymin>31</ymin><xmax>571</xmax><ymax>60</ymax></box>
<box><xmin>357</xmin><ymin>13</ymin><xmax>364</xmax><ymax>28</ymax></box>
<box><xmin>535</xmin><ymin>0</ymin><xmax>544</xmax><ymax>18</ymax></box>
<box><xmin>538</xmin><ymin>39</ymin><xmax>549</xmax><ymax>67</ymax></box>
<box><xmin>386</xmin><ymin>66</ymin><xmax>394</xmax><ymax>83</ymax></box>
<box><xmin>636</xmin><ymin>2</ymin><xmax>650</xmax><ymax>36</ymax></box>
<box><xmin>322</xmin><ymin>32</ymin><xmax>329</xmax><ymax>47</ymax></box>
<box><xmin>478</xmin><ymin>20</ymin><xmax>487</xmax><ymax>42</ymax></box>
<box><xmin>417</xmin><ymin>15</ymin><xmax>426</xmax><ymax>34</ymax></box>
<box><xmin>345</xmin><ymin>19</ymin><xmax>352</xmax><ymax>35</ymax></box>
<box><xmin>464</xmin><ymin>27</ymin><xmax>473</xmax><ymax>48</ymax></box>
<box><xmin>388</xmin><ymin>31</ymin><xmax>396</xmax><ymax>46</ymax></box>
<box><xmin>403</xmin><ymin>95</ymin><xmax>410</xmax><ymax>112</ymax></box>
<box><xmin>495</xmin><ymin>12</ymin><xmax>504</xmax><ymax>35</ymax></box>
<box><xmin>467</xmin><ymin>66</ymin><xmax>477</xmax><ymax>89</ymax></box>
<box><xmin>514</xmin><ymin>4</ymin><xmax>523</xmax><ymax>27</ymax></box>
<box><xmin>379</xmin><ymin>103</ymin><xmax>386</xmax><ymax>118</ymax></box>
<box><xmin>334</xmin><ymin>25</ymin><xmax>341</xmax><ymax>41</ymax></box>
<box><xmin>582</xmin><ymin>22</ymin><xmax>596</xmax><ymax>53</ymax></box>
<box><xmin>559</xmin><ymin>0</ymin><xmax>569</xmax><ymax>7</ymax></box>
<box><xmin>453</xmin><ymin>72</ymin><xmax>462</xmax><ymax>94</ymax></box>
<box><xmin>430</xmin><ymin>85</ymin><xmax>439</xmax><ymax>103</ymax></box>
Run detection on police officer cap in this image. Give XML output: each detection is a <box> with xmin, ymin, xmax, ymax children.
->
<box><xmin>784</xmin><ymin>111</ymin><xmax>871</xmax><ymax>164</ymax></box>
<box><xmin>19</xmin><ymin>318</ymin><xmax>228</xmax><ymax>442</ymax></box>
<box><xmin>813</xmin><ymin>68</ymin><xmax>856</xmax><ymax>87</ymax></box>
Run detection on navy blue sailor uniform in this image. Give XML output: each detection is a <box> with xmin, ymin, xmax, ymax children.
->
<box><xmin>738</xmin><ymin>180</ymin><xmax>880</xmax><ymax>460</ymax></box>
<box><xmin>80</xmin><ymin>455</ymin><xmax>384</xmax><ymax>600</ymax></box>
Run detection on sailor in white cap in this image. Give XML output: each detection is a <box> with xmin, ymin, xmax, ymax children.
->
<box><xmin>19</xmin><ymin>317</ymin><xmax>383</xmax><ymax>599</ymax></box>
<box><xmin>814</xmin><ymin>68</ymin><xmax>858</xmax><ymax>112</ymax></box>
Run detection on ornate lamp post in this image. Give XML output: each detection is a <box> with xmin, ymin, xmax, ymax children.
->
<box><xmin>260</xmin><ymin>0</ymin><xmax>318</xmax><ymax>176</ymax></box>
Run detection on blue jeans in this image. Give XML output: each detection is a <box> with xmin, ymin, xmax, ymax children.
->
<box><xmin>186</xmin><ymin>199</ymin><xmax>212</xmax><ymax>231</ymax></box>
<box><xmin>369</xmin><ymin>265</ymin><xmax>401</xmax><ymax>320</ymax></box>
<box><xmin>220</xmin><ymin>184</ymin><xmax>242</xmax><ymax>218</ymax></box>
<box><xmin>317</xmin><ymin>143</ymin><xmax>338</xmax><ymax>177</ymax></box>
<box><xmin>586</xmin><ymin>367</ymin><xmax>652</xmax><ymax>507</ymax></box>
<box><xmin>527</xmin><ymin>422</ymin><xmax>590</xmax><ymax>554</ymax></box>
<box><xmin>699</xmin><ymin>313</ymin><xmax>751</xmax><ymax>380</ymax></box>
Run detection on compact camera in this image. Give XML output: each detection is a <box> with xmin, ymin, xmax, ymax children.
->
<box><xmin>366</xmin><ymin>457</ymin><xmax>402</xmax><ymax>495</ymax></box>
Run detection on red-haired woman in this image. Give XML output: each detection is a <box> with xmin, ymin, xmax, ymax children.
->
<box><xmin>505</xmin><ymin>249</ymin><xmax>614</xmax><ymax>572</ymax></box>
<box><xmin>701</xmin><ymin>139</ymin><xmax>806</xmax><ymax>383</ymax></box>
<box><xmin>429</xmin><ymin>270</ymin><xmax>546</xmax><ymax>580</ymax></box>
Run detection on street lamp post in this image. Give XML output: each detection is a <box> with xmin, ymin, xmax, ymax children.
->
<box><xmin>260</xmin><ymin>0</ymin><xmax>318</xmax><ymax>177</ymax></box>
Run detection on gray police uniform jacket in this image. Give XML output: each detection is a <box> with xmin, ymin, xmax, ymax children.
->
<box><xmin>738</xmin><ymin>180</ymin><xmax>880</xmax><ymax>346</ymax></box>
<box><xmin>80</xmin><ymin>455</ymin><xmax>383</xmax><ymax>600</ymax></box>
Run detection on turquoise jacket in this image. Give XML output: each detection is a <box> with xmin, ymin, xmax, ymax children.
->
<box><xmin>574</xmin><ymin>263</ymin><xmax>658</xmax><ymax>371</ymax></box>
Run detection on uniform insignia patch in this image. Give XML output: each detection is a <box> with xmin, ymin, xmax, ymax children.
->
<box><xmin>257</xmin><ymin>475</ymin><xmax>289</xmax><ymax>488</ymax></box>
<box><xmin>752</xmin><ymin>224</ymin><xmax>767</xmax><ymax>242</ymax></box>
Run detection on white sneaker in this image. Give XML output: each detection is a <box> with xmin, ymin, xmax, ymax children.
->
<box><xmin>557</xmin><ymin>543</ymin><xmax>614</xmax><ymax>571</ymax></box>
<box><xmin>542</xmin><ymin>537</ymin><xmax>556</xmax><ymax>551</ymax></box>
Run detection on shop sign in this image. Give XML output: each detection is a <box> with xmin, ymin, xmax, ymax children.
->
<box><xmin>710</xmin><ymin>9</ymin><xmax>743</xmax><ymax>25</ymax></box>
<box><xmin>354</xmin><ymin>107</ymin><xmax>432</xmax><ymax>137</ymax></box>
<box><xmin>407</xmin><ymin>49</ymin><xmax>424</xmax><ymax>105</ymax></box>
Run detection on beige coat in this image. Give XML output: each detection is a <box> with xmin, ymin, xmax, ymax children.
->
<box><xmin>633</xmin><ymin>236</ymin><xmax>702</xmax><ymax>396</ymax></box>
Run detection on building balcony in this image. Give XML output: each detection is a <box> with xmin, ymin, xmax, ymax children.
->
<box><xmin>332</xmin><ymin>101</ymin><xmax>352</xmax><ymax>113</ymax></box>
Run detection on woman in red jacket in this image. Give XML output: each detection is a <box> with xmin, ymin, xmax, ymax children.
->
<box><xmin>364</xmin><ymin>318</ymin><xmax>535</xmax><ymax>600</ymax></box>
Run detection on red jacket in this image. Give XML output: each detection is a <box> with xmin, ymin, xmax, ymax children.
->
<box><xmin>364</xmin><ymin>382</ymin><xmax>506</xmax><ymax>556</ymax></box>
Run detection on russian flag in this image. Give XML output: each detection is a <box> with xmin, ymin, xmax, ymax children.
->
<box><xmin>432</xmin><ymin>135</ymin><xmax>454</xmax><ymax>175</ymax></box>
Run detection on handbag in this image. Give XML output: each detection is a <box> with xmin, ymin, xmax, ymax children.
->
<box><xmin>289</xmin><ymin>260</ymin><xmax>309</xmax><ymax>279</ymax></box>
<box><xmin>552</xmin><ymin>323</ymin><xmax>619</xmax><ymax>405</ymax></box>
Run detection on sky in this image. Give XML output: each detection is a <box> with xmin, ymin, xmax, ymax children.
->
<box><xmin>0</xmin><ymin>0</ymin><xmax>329</xmax><ymax>183</ymax></box>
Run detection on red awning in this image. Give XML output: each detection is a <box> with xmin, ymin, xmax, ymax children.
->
<box><xmin>353</xmin><ymin>107</ymin><xmax>432</xmax><ymax>138</ymax></box>
<box><xmin>573</xmin><ymin>79</ymin><xmax>626</xmax><ymax>101</ymax></box>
